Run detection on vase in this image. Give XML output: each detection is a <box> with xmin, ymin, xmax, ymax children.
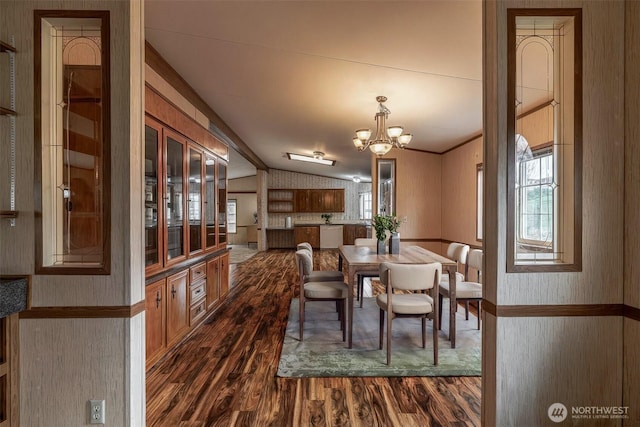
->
<box><xmin>389</xmin><ymin>232</ymin><xmax>400</xmax><ymax>254</ymax></box>
<box><xmin>377</xmin><ymin>239</ymin><xmax>386</xmax><ymax>255</ymax></box>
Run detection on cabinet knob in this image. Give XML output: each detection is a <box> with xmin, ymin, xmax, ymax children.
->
<box><xmin>171</xmin><ymin>285</ymin><xmax>177</xmax><ymax>298</ymax></box>
<box><xmin>156</xmin><ymin>291</ymin><xmax>162</xmax><ymax>308</ymax></box>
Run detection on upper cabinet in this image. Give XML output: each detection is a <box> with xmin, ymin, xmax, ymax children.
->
<box><xmin>144</xmin><ymin>118</ymin><xmax>163</xmax><ymax>276</ymax></box>
<box><xmin>217</xmin><ymin>162</ymin><xmax>227</xmax><ymax>247</ymax></box>
<box><xmin>144</xmin><ymin>115</ymin><xmax>228</xmax><ymax>276</ymax></box>
<box><xmin>267</xmin><ymin>189</ymin><xmax>345</xmax><ymax>213</ymax></box>
<box><xmin>204</xmin><ymin>154</ymin><xmax>217</xmax><ymax>250</ymax></box>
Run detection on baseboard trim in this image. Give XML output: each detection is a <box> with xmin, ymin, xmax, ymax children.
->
<box><xmin>482</xmin><ymin>300</ymin><xmax>640</xmax><ymax>321</ymax></box>
<box><xmin>20</xmin><ymin>300</ymin><xmax>146</xmax><ymax>319</ymax></box>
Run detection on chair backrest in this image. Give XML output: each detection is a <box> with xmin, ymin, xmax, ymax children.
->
<box><xmin>467</xmin><ymin>249</ymin><xmax>483</xmax><ymax>281</ymax></box>
<box><xmin>295</xmin><ymin>249</ymin><xmax>314</xmax><ymax>279</ymax></box>
<box><xmin>379</xmin><ymin>262</ymin><xmax>442</xmax><ymax>292</ymax></box>
<box><xmin>447</xmin><ymin>242</ymin><xmax>470</xmax><ymax>279</ymax></box>
<box><xmin>297</xmin><ymin>242</ymin><xmax>312</xmax><ymax>254</ymax></box>
<box><xmin>354</xmin><ymin>238</ymin><xmax>377</xmax><ymax>246</ymax></box>
<box><xmin>447</xmin><ymin>242</ymin><xmax>470</xmax><ymax>264</ymax></box>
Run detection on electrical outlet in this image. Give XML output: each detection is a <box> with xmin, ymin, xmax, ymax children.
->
<box><xmin>89</xmin><ymin>400</ymin><xmax>105</xmax><ymax>425</ymax></box>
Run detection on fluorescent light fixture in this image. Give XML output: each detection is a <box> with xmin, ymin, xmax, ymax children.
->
<box><xmin>287</xmin><ymin>152</ymin><xmax>336</xmax><ymax>166</ymax></box>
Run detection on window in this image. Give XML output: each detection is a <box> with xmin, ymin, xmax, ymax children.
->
<box><xmin>359</xmin><ymin>192</ymin><xmax>372</xmax><ymax>220</ymax></box>
<box><xmin>35</xmin><ymin>11</ymin><xmax>111</xmax><ymax>273</ymax></box>
<box><xmin>517</xmin><ymin>147</ymin><xmax>553</xmax><ymax>251</ymax></box>
<box><xmin>227</xmin><ymin>199</ymin><xmax>237</xmax><ymax>234</ymax></box>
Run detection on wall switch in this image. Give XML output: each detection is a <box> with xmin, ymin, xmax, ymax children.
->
<box><xmin>89</xmin><ymin>400</ymin><xmax>105</xmax><ymax>424</ymax></box>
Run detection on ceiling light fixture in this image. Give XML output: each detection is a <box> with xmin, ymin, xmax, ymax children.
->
<box><xmin>287</xmin><ymin>152</ymin><xmax>336</xmax><ymax>166</ymax></box>
<box><xmin>352</xmin><ymin>95</ymin><xmax>413</xmax><ymax>156</ymax></box>
<box><xmin>352</xmin><ymin>176</ymin><xmax>361</xmax><ymax>183</ymax></box>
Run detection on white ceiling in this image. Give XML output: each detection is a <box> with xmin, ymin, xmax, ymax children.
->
<box><xmin>145</xmin><ymin>0</ymin><xmax>483</xmax><ymax>181</ymax></box>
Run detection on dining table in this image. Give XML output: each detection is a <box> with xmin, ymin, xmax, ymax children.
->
<box><xmin>338</xmin><ymin>244</ymin><xmax>460</xmax><ymax>348</ymax></box>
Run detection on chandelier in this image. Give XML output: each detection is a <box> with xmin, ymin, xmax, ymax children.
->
<box><xmin>352</xmin><ymin>96</ymin><xmax>412</xmax><ymax>156</ymax></box>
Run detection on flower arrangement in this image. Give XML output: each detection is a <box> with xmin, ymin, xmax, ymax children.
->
<box><xmin>321</xmin><ymin>213</ymin><xmax>333</xmax><ymax>224</ymax></box>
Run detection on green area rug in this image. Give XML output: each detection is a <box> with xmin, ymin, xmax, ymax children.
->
<box><xmin>277</xmin><ymin>297</ymin><xmax>481</xmax><ymax>377</ymax></box>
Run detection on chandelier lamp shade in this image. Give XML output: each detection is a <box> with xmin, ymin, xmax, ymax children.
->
<box><xmin>352</xmin><ymin>96</ymin><xmax>413</xmax><ymax>156</ymax></box>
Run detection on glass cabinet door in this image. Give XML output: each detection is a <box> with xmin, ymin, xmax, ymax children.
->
<box><xmin>165</xmin><ymin>131</ymin><xmax>187</xmax><ymax>264</ymax></box>
<box><xmin>188</xmin><ymin>147</ymin><xmax>203</xmax><ymax>254</ymax></box>
<box><xmin>144</xmin><ymin>119</ymin><xmax>162</xmax><ymax>273</ymax></box>
<box><xmin>217</xmin><ymin>162</ymin><xmax>227</xmax><ymax>246</ymax></box>
<box><xmin>205</xmin><ymin>155</ymin><xmax>216</xmax><ymax>249</ymax></box>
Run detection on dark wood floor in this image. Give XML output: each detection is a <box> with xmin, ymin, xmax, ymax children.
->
<box><xmin>146</xmin><ymin>249</ymin><xmax>481</xmax><ymax>426</ymax></box>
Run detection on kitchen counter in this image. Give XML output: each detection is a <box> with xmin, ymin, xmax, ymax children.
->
<box><xmin>0</xmin><ymin>276</ymin><xmax>29</xmax><ymax>318</ymax></box>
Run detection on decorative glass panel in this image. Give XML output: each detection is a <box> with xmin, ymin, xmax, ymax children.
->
<box><xmin>507</xmin><ymin>9</ymin><xmax>582</xmax><ymax>271</ymax></box>
<box><xmin>144</xmin><ymin>123</ymin><xmax>160</xmax><ymax>268</ymax></box>
<box><xmin>35</xmin><ymin>11</ymin><xmax>110</xmax><ymax>273</ymax></box>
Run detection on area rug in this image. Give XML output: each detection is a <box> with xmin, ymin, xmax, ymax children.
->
<box><xmin>277</xmin><ymin>297</ymin><xmax>481</xmax><ymax>377</ymax></box>
<box><xmin>228</xmin><ymin>245</ymin><xmax>259</xmax><ymax>264</ymax></box>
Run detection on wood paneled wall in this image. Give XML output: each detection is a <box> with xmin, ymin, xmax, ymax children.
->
<box><xmin>483</xmin><ymin>1</ymin><xmax>634</xmax><ymax>425</ymax></box>
<box><xmin>0</xmin><ymin>1</ymin><xmax>145</xmax><ymax>425</ymax></box>
<box><xmin>624</xmin><ymin>0</ymin><xmax>640</xmax><ymax>420</ymax></box>
<box><xmin>441</xmin><ymin>136</ymin><xmax>483</xmax><ymax>248</ymax></box>
<box><xmin>372</xmin><ymin>149</ymin><xmax>442</xmax><ymax>240</ymax></box>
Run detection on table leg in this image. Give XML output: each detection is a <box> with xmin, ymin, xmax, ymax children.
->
<box><xmin>448</xmin><ymin>267</ymin><xmax>456</xmax><ymax>348</ymax></box>
<box><xmin>347</xmin><ymin>265</ymin><xmax>356</xmax><ymax>349</ymax></box>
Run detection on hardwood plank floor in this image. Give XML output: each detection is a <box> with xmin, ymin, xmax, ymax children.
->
<box><xmin>146</xmin><ymin>249</ymin><xmax>481</xmax><ymax>426</ymax></box>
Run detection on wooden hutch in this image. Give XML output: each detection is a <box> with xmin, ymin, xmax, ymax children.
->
<box><xmin>143</xmin><ymin>86</ymin><xmax>230</xmax><ymax>368</ymax></box>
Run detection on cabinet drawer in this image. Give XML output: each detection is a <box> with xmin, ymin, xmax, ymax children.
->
<box><xmin>190</xmin><ymin>262</ymin><xmax>207</xmax><ymax>283</ymax></box>
<box><xmin>189</xmin><ymin>298</ymin><xmax>207</xmax><ymax>325</ymax></box>
<box><xmin>190</xmin><ymin>280</ymin><xmax>206</xmax><ymax>304</ymax></box>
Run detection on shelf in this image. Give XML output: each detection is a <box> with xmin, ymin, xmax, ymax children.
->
<box><xmin>0</xmin><ymin>40</ymin><xmax>16</xmax><ymax>53</ymax></box>
<box><xmin>0</xmin><ymin>107</ymin><xmax>16</xmax><ymax>116</ymax></box>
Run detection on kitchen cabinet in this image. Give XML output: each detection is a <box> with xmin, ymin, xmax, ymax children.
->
<box><xmin>205</xmin><ymin>154</ymin><xmax>217</xmax><ymax>249</ymax></box>
<box><xmin>268</xmin><ymin>189</ymin><xmax>295</xmax><ymax>213</ymax></box>
<box><xmin>295</xmin><ymin>226</ymin><xmax>320</xmax><ymax>249</ymax></box>
<box><xmin>343</xmin><ymin>224</ymin><xmax>369</xmax><ymax>245</ymax></box>
<box><xmin>291</xmin><ymin>189</ymin><xmax>345</xmax><ymax>213</ymax></box>
<box><xmin>167</xmin><ymin>270</ymin><xmax>189</xmax><ymax>346</ymax></box>
<box><xmin>145</xmin><ymin>278</ymin><xmax>166</xmax><ymax>364</ymax></box>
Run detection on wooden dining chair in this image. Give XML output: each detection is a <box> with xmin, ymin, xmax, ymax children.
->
<box><xmin>295</xmin><ymin>250</ymin><xmax>348</xmax><ymax>341</ymax></box>
<box><xmin>296</xmin><ymin>242</ymin><xmax>344</xmax><ymax>282</ymax></box>
<box><xmin>376</xmin><ymin>262</ymin><xmax>441</xmax><ymax>365</ymax></box>
<box><xmin>439</xmin><ymin>249</ymin><xmax>483</xmax><ymax>330</ymax></box>
<box><xmin>438</xmin><ymin>242</ymin><xmax>470</xmax><ymax>329</ymax></box>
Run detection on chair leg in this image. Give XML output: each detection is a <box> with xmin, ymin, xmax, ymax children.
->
<box><xmin>477</xmin><ymin>300</ymin><xmax>482</xmax><ymax>330</ymax></box>
<box><xmin>432</xmin><ymin>313</ymin><xmax>438</xmax><ymax>366</ymax></box>
<box><xmin>465</xmin><ymin>301</ymin><xmax>470</xmax><ymax>320</ymax></box>
<box><xmin>386</xmin><ymin>312</ymin><xmax>392</xmax><ymax>365</ymax></box>
<box><xmin>359</xmin><ymin>276</ymin><xmax>365</xmax><ymax>308</ymax></box>
<box><xmin>421</xmin><ymin>316</ymin><xmax>426</xmax><ymax>348</ymax></box>
<box><xmin>299</xmin><ymin>299</ymin><xmax>304</xmax><ymax>341</ymax></box>
<box><xmin>379</xmin><ymin>309</ymin><xmax>384</xmax><ymax>350</ymax></box>
<box><xmin>341</xmin><ymin>300</ymin><xmax>346</xmax><ymax>341</ymax></box>
<box><xmin>438</xmin><ymin>294</ymin><xmax>443</xmax><ymax>330</ymax></box>
<box><xmin>356</xmin><ymin>275</ymin><xmax>361</xmax><ymax>301</ymax></box>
